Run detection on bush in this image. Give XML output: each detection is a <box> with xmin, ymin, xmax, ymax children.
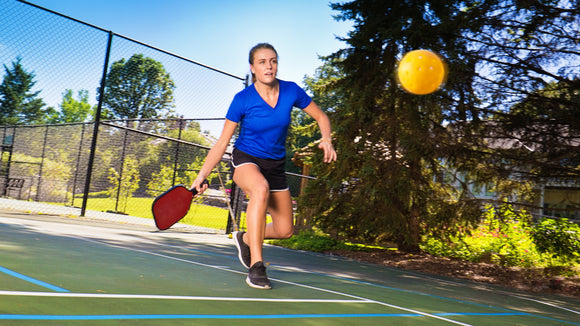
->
<box><xmin>421</xmin><ymin>204</ymin><xmax>578</xmax><ymax>268</ymax></box>
<box><xmin>268</xmin><ymin>230</ymin><xmax>382</xmax><ymax>253</ymax></box>
<box><xmin>531</xmin><ymin>218</ymin><xmax>580</xmax><ymax>262</ymax></box>
<box><xmin>272</xmin><ymin>205</ymin><xmax>579</xmax><ymax>273</ymax></box>
<box><xmin>269</xmin><ymin>230</ymin><xmax>345</xmax><ymax>252</ymax></box>
<box><xmin>462</xmin><ymin>205</ymin><xmax>542</xmax><ymax>267</ymax></box>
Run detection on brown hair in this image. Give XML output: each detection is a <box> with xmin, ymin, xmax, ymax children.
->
<box><xmin>249</xmin><ymin>43</ymin><xmax>278</xmax><ymax>83</ymax></box>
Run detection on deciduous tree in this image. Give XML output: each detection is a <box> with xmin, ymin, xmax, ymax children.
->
<box><xmin>48</xmin><ymin>89</ymin><xmax>95</xmax><ymax>123</ymax></box>
<box><xmin>98</xmin><ymin>54</ymin><xmax>175</xmax><ymax>120</ymax></box>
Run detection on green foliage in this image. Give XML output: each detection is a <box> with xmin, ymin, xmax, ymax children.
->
<box><xmin>107</xmin><ymin>155</ymin><xmax>140</xmax><ymax>213</ymax></box>
<box><xmin>300</xmin><ymin>0</ymin><xmax>579</xmax><ymax>254</ymax></box>
<box><xmin>531</xmin><ymin>218</ymin><xmax>580</xmax><ymax>261</ymax></box>
<box><xmin>10</xmin><ymin>152</ymin><xmax>73</xmax><ymax>202</ymax></box>
<box><xmin>141</xmin><ymin>120</ymin><xmax>216</xmax><ymax>196</ymax></box>
<box><xmin>421</xmin><ymin>204</ymin><xmax>579</xmax><ymax>268</ymax></box>
<box><xmin>41</xmin><ymin>152</ymin><xmax>74</xmax><ymax>202</ymax></box>
<box><xmin>146</xmin><ymin>156</ymin><xmax>230</xmax><ymax>197</ymax></box>
<box><xmin>147</xmin><ymin>164</ymin><xmax>177</xmax><ymax>196</ymax></box>
<box><xmin>269</xmin><ymin>230</ymin><xmax>344</xmax><ymax>252</ymax></box>
<box><xmin>461</xmin><ymin>205</ymin><xmax>540</xmax><ymax>267</ymax></box>
<box><xmin>48</xmin><ymin>89</ymin><xmax>95</xmax><ymax>123</ymax></box>
<box><xmin>269</xmin><ymin>230</ymin><xmax>381</xmax><ymax>253</ymax></box>
<box><xmin>99</xmin><ymin>54</ymin><xmax>175</xmax><ymax>119</ymax></box>
<box><xmin>0</xmin><ymin>57</ymin><xmax>50</xmax><ymax>125</ymax></box>
<box><xmin>301</xmin><ymin>0</ymin><xmax>485</xmax><ymax>252</ymax></box>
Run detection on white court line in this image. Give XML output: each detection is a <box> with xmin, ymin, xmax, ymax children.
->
<box><xmin>66</xmin><ymin>235</ymin><xmax>472</xmax><ymax>325</ymax></box>
<box><xmin>510</xmin><ymin>295</ymin><xmax>580</xmax><ymax>315</ymax></box>
<box><xmin>76</xmin><ymin>236</ymin><xmax>377</xmax><ymax>302</ymax></box>
<box><xmin>0</xmin><ymin>218</ymin><xmax>471</xmax><ymax>326</ymax></box>
<box><xmin>0</xmin><ymin>291</ymin><xmax>366</xmax><ymax>303</ymax></box>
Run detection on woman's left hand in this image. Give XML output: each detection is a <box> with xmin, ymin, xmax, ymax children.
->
<box><xmin>318</xmin><ymin>139</ymin><xmax>337</xmax><ymax>163</ymax></box>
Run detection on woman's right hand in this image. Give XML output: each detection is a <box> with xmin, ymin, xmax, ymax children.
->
<box><xmin>191</xmin><ymin>177</ymin><xmax>209</xmax><ymax>194</ymax></box>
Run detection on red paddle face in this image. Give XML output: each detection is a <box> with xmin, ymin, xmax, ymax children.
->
<box><xmin>152</xmin><ymin>185</ymin><xmax>196</xmax><ymax>230</ymax></box>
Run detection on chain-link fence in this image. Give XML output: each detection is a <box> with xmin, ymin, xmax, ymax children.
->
<box><xmin>0</xmin><ymin>118</ymin><xmax>237</xmax><ymax>232</ymax></box>
<box><xmin>0</xmin><ymin>0</ymin><xmax>314</xmax><ymax>233</ymax></box>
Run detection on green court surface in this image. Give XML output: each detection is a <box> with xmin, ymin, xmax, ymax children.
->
<box><xmin>0</xmin><ymin>211</ymin><xmax>579</xmax><ymax>325</ymax></box>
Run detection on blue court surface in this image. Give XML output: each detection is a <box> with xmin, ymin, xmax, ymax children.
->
<box><xmin>0</xmin><ymin>211</ymin><xmax>579</xmax><ymax>325</ymax></box>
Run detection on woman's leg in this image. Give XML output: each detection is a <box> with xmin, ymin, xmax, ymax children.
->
<box><xmin>232</xmin><ymin>164</ymin><xmax>269</xmax><ymax>265</ymax></box>
<box><xmin>264</xmin><ymin>190</ymin><xmax>294</xmax><ymax>240</ymax></box>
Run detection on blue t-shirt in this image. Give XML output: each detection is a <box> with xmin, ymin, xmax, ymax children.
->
<box><xmin>226</xmin><ymin>79</ymin><xmax>312</xmax><ymax>160</ymax></box>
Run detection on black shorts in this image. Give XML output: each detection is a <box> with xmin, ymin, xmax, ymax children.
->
<box><xmin>232</xmin><ymin>148</ymin><xmax>288</xmax><ymax>192</ymax></box>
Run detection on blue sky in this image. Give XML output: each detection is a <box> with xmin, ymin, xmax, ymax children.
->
<box><xmin>26</xmin><ymin>0</ymin><xmax>353</xmax><ymax>85</ymax></box>
<box><xmin>0</xmin><ymin>0</ymin><xmax>353</xmax><ymax>135</ymax></box>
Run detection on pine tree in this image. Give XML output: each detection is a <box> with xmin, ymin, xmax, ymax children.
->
<box><xmin>300</xmin><ymin>0</ymin><xmax>579</xmax><ymax>251</ymax></box>
<box><xmin>0</xmin><ymin>57</ymin><xmax>48</xmax><ymax>125</ymax></box>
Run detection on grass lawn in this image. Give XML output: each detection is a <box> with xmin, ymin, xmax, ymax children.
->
<box><xmin>81</xmin><ymin>197</ymin><xmax>231</xmax><ymax>231</ymax></box>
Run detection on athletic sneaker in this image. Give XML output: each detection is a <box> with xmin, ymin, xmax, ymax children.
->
<box><xmin>233</xmin><ymin>231</ymin><xmax>251</xmax><ymax>269</ymax></box>
<box><xmin>246</xmin><ymin>261</ymin><xmax>271</xmax><ymax>289</ymax></box>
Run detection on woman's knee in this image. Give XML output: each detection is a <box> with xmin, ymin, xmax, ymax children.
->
<box><xmin>272</xmin><ymin>220</ymin><xmax>294</xmax><ymax>239</ymax></box>
<box><xmin>233</xmin><ymin>167</ymin><xmax>270</xmax><ymax>202</ymax></box>
<box><xmin>248</xmin><ymin>181</ymin><xmax>270</xmax><ymax>203</ymax></box>
<box><xmin>280</xmin><ymin>226</ymin><xmax>294</xmax><ymax>239</ymax></box>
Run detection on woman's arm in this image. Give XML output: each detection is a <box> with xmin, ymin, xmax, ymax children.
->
<box><xmin>303</xmin><ymin>101</ymin><xmax>337</xmax><ymax>163</ymax></box>
<box><xmin>191</xmin><ymin>119</ymin><xmax>238</xmax><ymax>193</ymax></box>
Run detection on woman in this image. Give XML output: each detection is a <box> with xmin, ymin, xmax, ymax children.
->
<box><xmin>192</xmin><ymin>43</ymin><xmax>336</xmax><ymax>289</ymax></box>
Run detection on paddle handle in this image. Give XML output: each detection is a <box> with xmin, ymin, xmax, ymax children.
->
<box><xmin>190</xmin><ymin>180</ymin><xmax>209</xmax><ymax>195</ymax></box>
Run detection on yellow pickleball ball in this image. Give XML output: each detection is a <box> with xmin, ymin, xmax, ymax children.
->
<box><xmin>397</xmin><ymin>49</ymin><xmax>446</xmax><ymax>95</ymax></box>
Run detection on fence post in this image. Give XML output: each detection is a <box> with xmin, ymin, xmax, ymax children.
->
<box><xmin>35</xmin><ymin>125</ymin><xmax>49</xmax><ymax>202</ymax></box>
<box><xmin>81</xmin><ymin>31</ymin><xmax>113</xmax><ymax>217</ymax></box>
<box><xmin>227</xmin><ymin>182</ymin><xmax>239</xmax><ymax>233</ymax></box>
<box><xmin>0</xmin><ymin>127</ymin><xmax>14</xmax><ymax>197</ymax></box>
<box><xmin>70</xmin><ymin>123</ymin><xmax>86</xmax><ymax>207</ymax></box>
<box><xmin>171</xmin><ymin>118</ymin><xmax>184</xmax><ymax>186</ymax></box>
<box><xmin>227</xmin><ymin>174</ymin><xmax>246</xmax><ymax>233</ymax></box>
<box><xmin>114</xmin><ymin>122</ymin><xmax>130</xmax><ymax>212</ymax></box>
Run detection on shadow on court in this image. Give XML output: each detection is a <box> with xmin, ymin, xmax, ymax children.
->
<box><xmin>0</xmin><ymin>210</ymin><xmax>579</xmax><ymax>325</ymax></box>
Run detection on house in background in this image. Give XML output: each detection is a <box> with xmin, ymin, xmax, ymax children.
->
<box><xmin>480</xmin><ymin>122</ymin><xmax>580</xmax><ymax>222</ymax></box>
<box><xmin>534</xmin><ymin>180</ymin><xmax>580</xmax><ymax>221</ymax></box>
<box><xmin>464</xmin><ymin>178</ymin><xmax>579</xmax><ymax>222</ymax></box>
